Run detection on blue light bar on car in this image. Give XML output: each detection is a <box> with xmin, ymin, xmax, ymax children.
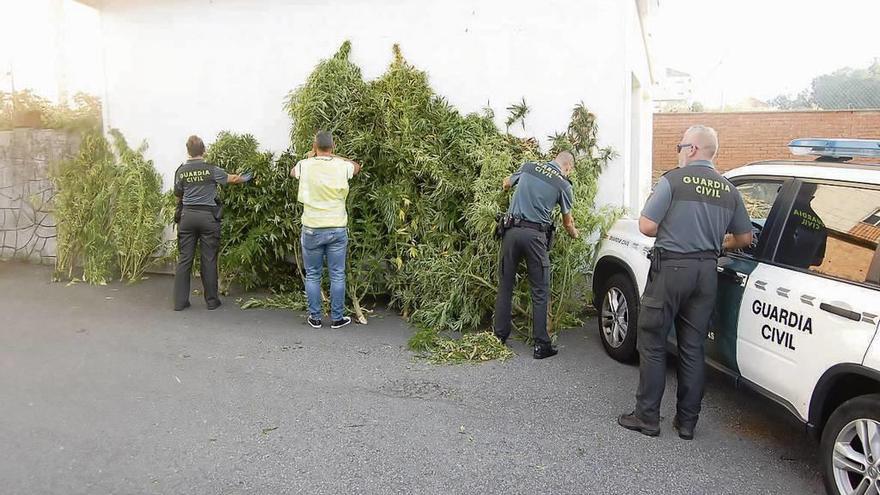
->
<box><xmin>788</xmin><ymin>138</ymin><xmax>880</xmax><ymax>159</ymax></box>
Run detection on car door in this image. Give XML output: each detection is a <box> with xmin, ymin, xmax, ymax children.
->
<box><xmin>735</xmin><ymin>180</ymin><xmax>880</xmax><ymax>420</ymax></box>
<box><xmin>706</xmin><ymin>177</ymin><xmax>792</xmax><ymax>375</ymax></box>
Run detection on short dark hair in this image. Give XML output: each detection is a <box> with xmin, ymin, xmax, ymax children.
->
<box><xmin>186</xmin><ymin>135</ymin><xmax>205</xmax><ymax>157</ymax></box>
<box><xmin>315</xmin><ymin>131</ymin><xmax>334</xmax><ymax>151</ymax></box>
<box><xmin>556</xmin><ymin>150</ymin><xmax>575</xmax><ymax>165</ymax></box>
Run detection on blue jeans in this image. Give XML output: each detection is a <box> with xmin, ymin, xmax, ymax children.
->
<box><xmin>301</xmin><ymin>227</ymin><xmax>348</xmax><ymax>321</ymax></box>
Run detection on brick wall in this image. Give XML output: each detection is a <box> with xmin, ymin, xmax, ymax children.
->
<box><xmin>653</xmin><ymin>110</ymin><xmax>880</xmax><ymax>178</ymax></box>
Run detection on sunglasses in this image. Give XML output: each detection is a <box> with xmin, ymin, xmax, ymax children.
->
<box><xmin>676</xmin><ymin>143</ymin><xmax>697</xmax><ymax>153</ymax></box>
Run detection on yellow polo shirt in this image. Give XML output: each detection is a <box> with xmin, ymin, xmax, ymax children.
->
<box><xmin>294</xmin><ymin>156</ymin><xmax>355</xmax><ymax>228</ymax></box>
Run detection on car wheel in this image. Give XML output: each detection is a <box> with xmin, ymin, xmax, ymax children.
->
<box><xmin>597</xmin><ymin>273</ymin><xmax>638</xmax><ymax>363</ymax></box>
<box><xmin>820</xmin><ymin>394</ymin><xmax>880</xmax><ymax>495</ymax></box>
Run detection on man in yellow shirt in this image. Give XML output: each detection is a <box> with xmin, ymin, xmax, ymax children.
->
<box><xmin>290</xmin><ymin>131</ymin><xmax>361</xmax><ymax>329</ymax></box>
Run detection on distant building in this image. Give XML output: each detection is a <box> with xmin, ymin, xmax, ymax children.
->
<box><xmin>726</xmin><ymin>97</ymin><xmax>772</xmax><ymax>112</ymax></box>
<box><xmin>653</xmin><ymin>68</ymin><xmax>694</xmax><ymax>112</ymax></box>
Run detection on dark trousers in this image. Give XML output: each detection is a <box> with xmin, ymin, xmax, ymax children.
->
<box><xmin>174</xmin><ymin>208</ymin><xmax>221</xmax><ymax>310</ymax></box>
<box><xmin>494</xmin><ymin>227</ymin><xmax>551</xmax><ymax>345</ymax></box>
<box><xmin>635</xmin><ymin>258</ymin><xmax>717</xmax><ymax>427</ymax></box>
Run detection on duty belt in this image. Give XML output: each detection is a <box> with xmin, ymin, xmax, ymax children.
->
<box><xmin>660</xmin><ymin>249</ymin><xmax>717</xmax><ymax>261</ymax></box>
<box><xmin>647</xmin><ymin>248</ymin><xmax>716</xmax><ymax>281</ymax></box>
<box><xmin>182</xmin><ymin>205</ymin><xmax>215</xmax><ymax>212</ymax></box>
<box><xmin>513</xmin><ymin>218</ymin><xmax>551</xmax><ymax>232</ymax></box>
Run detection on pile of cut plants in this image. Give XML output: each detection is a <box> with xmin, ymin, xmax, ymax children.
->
<box><xmin>52</xmin><ymin>41</ymin><xmax>620</xmax><ymax>363</ymax></box>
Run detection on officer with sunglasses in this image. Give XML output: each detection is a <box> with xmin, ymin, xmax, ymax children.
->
<box><xmin>618</xmin><ymin>126</ymin><xmax>752</xmax><ymax>440</ymax></box>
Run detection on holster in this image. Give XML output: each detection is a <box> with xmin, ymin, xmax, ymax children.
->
<box><xmin>213</xmin><ymin>197</ymin><xmax>223</xmax><ymax>222</ymax></box>
<box><xmin>647</xmin><ymin>247</ymin><xmax>661</xmax><ymax>281</ymax></box>
<box><xmin>546</xmin><ymin>224</ymin><xmax>557</xmax><ymax>250</ymax></box>
<box><xmin>494</xmin><ymin>212</ymin><xmax>514</xmax><ymax>239</ymax></box>
<box><xmin>174</xmin><ymin>201</ymin><xmax>183</xmax><ymax>224</ymax></box>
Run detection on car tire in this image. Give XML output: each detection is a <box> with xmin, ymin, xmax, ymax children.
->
<box><xmin>820</xmin><ymin>393</ymin><xmax>880</xmax><ymax>495</ymax></box>
<box><xmin>596</xmin><ymin>273</ymin><xmax>639</xmax><ymax>363</ymax></box>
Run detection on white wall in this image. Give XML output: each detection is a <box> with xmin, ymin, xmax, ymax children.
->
<box><xmin>594</xmin><ymin>0</ymin><xmax>654</xmax><ymax>215</ymax></box>
<box><xmin>97</xmin><ymin>0</ymin><xmax>652</xmax><ymax>209</ymax></box>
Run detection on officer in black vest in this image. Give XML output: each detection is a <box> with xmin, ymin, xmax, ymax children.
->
<box><xmin>618</xmin><ymin>126</ymin><xmax>752</xmax><ymax>440</ymax></box>
<box><xmin>775</xmin><ymin>182</ymin><xmax>827</xmax><ymax>269</ymax></box>
<box><xmin>173</xmin><ymin>135</ymin><xmax>251</xmax><ymax>311</ymax></box>
<box><xmin>494</xmin><ymin>151</ymin><xmax>580</xmax><ymax>359</ymax></box>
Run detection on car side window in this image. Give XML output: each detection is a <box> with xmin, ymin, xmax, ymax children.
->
<box><xmin>774</xmin><ymin>182</ymin><xmax>880</xmax><ymax>287</ymax></box>
<box><xmin>731</xmin><ymin>180</ymin><xmax>783</xmax><ymax>257</ymax></box>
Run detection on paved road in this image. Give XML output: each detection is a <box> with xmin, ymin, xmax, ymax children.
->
<box><xmin>0</xmin><ymin>262</ymin><xmax>824</xmax><ymax>494</ymax></box>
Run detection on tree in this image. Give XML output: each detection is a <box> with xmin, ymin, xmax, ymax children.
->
<box><xmin>0</xmin><ymin>89</ymin><xmax>52</xmax><ymax>128</ymax></box>
<box><xmin>811</xmin><ymin>59</ymin><xmax>880</xmax><ymax>109</ymax></box>
<box><xmin>0</xmin><ymin>90</ymin><xmax>102</xmax><ymax>130</ymax></box>
<box><xmin>767</xmin><ymin>90</ymin><xmax>814</xmax><ymax>110</ymax></box>
<box><xmin>768</xmin><ymin>59</ymin><xmax>880</xmax><ymax>110</ymax></box>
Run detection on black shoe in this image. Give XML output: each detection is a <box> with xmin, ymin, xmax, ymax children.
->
<box><xmin>673</xmin><ymin>416</ymin><xmax>695</xmax><ymax>440</ymax></box>
<box><xmin>533</xmin><ymin>343</ymin><xmax>558</xmax><ymax>359</ymax></box>
<box><xmin>618</xmin><ymin>412</ymin><xmax>660</xmax><ymax>437</ymax></box>
<box><xmin>331</xmin><ymin>316</ymin><xmax>352</xmax><ymax>329</ymax></box>
<box><xmin>493</xmin><ymin>333</ymin><xmax>508</xmax><ymax>345</ymax></box>
<box><xmin>307</xmin><ymin>316</ymin><xmax>322</xmax><ymax>329</ymax></box>
<box><xmin>174</xmin><ymin>301</ymin><xmax>191</xmax><ymax>311</ymax></box>
<box><xmin>207</xmin><ymin>301</ymin><xmax>222</xmax><ymax>310</ymax></box>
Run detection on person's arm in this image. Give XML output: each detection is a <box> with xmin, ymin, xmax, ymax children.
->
<box><xmin>558</xmin><ymin>183</ymin><xmax>578</xmax><ymax>238</ymax></box>
<box><xmin>214</xmin><ymin>165</ymin><xmax>251</xmax><ymax>185</ymax></box>
<box><xmin>333</xmin><ymin>155</ymin><xmax>362</xmax><ymax>176</ymax></box>
<box><xmin>639</xmin><ymin>216</ymin><xmax>659</xmax><ymax>237</ymax></box>
<box><xmin>640</xmin><ymin>177</ymin><xmax>672</xmax><ymax>237</ymax></box>
<box><xmin>562</xmin><ymin>213</ymin><xmax>579</xmax><ymax>239</ymax></box>
<box><xmin>502</xmin><ymin>164</ymin><xmax>525</xmax><ymax>191</ymax></box>
<box><xmin>722</xmin><ymin>232</ymin><xmax>752</xmax><ymax>250</ymax></box>
<box><xmin>723</xmin><ymin>190</ymin><xmax>754</xmax><ymax>250</ymax></box>
<box><xmin>173</xmin><ymin>167</ymin><xmax>184</xmax><ymax>199</ymax></box>
<box><xmin>172</xmin><ymin>173</ymin><xmax>184</xmax><ymax>223</ymax></box>
<box><xmin>227</xmin><ymin>173</ymin><xmax>246</xmax><ymax>184</ymax></box>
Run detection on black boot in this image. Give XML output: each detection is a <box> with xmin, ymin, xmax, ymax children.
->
<box><xmin>533</xmin><ymin>342</ymin><xmax>558</xmax><ymax>359</ymax></box>
<box><xmin>618</xmin><ymin>412</ymin><xmax>660</xmax><ymax>437</ymax></box>
<box><xmin>673</xmin><ymin>416</ymin><xmax>695</xmax><ymax>440</ymax></box>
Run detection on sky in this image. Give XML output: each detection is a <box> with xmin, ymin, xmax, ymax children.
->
<box><xmin>0</xmin><ymin>0</ymin><xmax>101</xmax><ymax>102</ymax></box>
<box><xmin>652</xmin><ymin>0</ymin><xmax>880</xmax><ymax>108</ymax></box>
<box><xmin>0</xmin><ymin>0</ymin><xmax>878</xmax><ymax>107</ymax></box>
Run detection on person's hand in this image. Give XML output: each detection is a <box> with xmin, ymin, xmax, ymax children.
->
<box><xmin>722</xmin><ymin>233</ymin><xmax>733</xmax><ymax>251</ymax></box>
<box><xmin>306</xmin><ymin>150</ymin><xmax>315</xmax><ymax>158</ymax></box>
<box><xmin>568</xmin><ymin>227</ymin><xmax>580</xmax><ymax>239</ymax></box>
<box><xmin>239</xmin><ymin>170</ymin><xmax>253</xmax><ymax>183</ymax></box>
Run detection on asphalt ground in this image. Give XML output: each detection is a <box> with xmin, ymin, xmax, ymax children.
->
<box><xmin>0</xmin><ymin>261</ymin><xmax>825</xmax><ymax>494</ymax></box>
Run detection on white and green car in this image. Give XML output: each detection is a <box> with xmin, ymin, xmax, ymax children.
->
<box><xmin>590</xmin><ymin>139</ymin><xmax>880</xmax><ymax>495</ymax></box>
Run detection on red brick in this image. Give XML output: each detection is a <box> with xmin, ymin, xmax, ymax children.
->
<box><xmin>653</xmin><ymin>110</ymin><xmax>880</xmax><ymax>173</ymax></box>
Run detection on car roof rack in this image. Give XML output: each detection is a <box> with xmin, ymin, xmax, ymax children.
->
<box><xmin>788</xmin><ymin>138</ymin><xmax>880</xmax><ymax>162</ymax></box>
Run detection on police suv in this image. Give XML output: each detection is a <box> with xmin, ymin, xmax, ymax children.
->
<box><xmin>590</xmin><ymin>139</ymin><xmax>880</xmax><ymax>495</ymax></box>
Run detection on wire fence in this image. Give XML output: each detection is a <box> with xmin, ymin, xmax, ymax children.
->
<box><xmin>655</xmin><ymin>59</ymin><xmax>880</xmax><ymax>113</ymax></box>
